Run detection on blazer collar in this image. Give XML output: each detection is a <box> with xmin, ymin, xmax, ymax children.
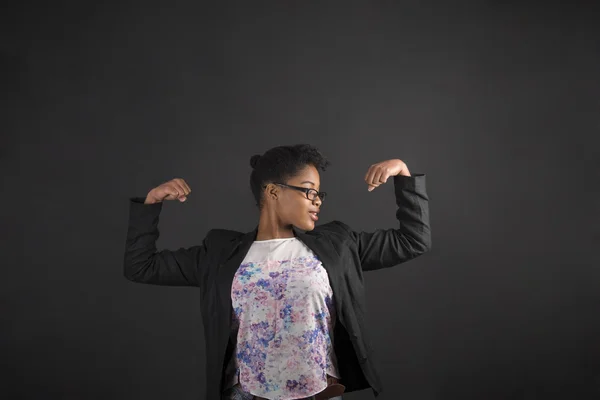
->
<box><xmin>232</xmin><ymin>224</ymin><xmax>315</xmax><ymax>247</ymax></box>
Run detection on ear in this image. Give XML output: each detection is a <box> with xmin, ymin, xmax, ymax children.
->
<box><xmin>265</xmin><ymin>183</ymin><xmax>279</xmax><ymax>200</ymax></box>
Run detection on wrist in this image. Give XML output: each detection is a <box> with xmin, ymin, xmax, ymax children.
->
<box><xmin>144</xmin><ymin>192</ymin><xmax>161</xmax><ymax>204</ymax></box>
<box><xmin>398</xmin><ymin>162</ymin><xmax>411</xmax><ymax>177</ymax></box>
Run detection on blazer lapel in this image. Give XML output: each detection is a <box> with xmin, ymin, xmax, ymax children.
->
<box><xmin>216</xmin><ymin>227</ymin><xmax>258</xmax><ymax>312</ymax></box>
<box><xmin>293</xmin><ymin>226</ymin><xmax>346</xmax><ymax>321</ymax></box>
<box><xmin>292</xmin><ymin>226</ymin><xmax>335</xmax><ymax>276</ymax></box>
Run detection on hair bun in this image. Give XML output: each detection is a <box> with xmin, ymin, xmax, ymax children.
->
<box><xmin>250</xmin><ymin>154</ymin><xmax>261</xmax><ymax>169</ymax></box>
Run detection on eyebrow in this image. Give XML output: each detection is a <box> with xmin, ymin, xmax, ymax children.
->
<box><xmin>300</xmin><ymin>181</ymin><xmax>321</xmax><ymax>191</ymax></box>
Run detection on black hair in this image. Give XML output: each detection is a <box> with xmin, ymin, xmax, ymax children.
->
<box><xmin>249</xmin><ymin>144</ymin><xmax>331</xmax><ymax>209</ymax></box>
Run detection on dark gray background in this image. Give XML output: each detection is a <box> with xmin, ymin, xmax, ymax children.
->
<box><xmin>2</xmin><ymin>1</ymin><xmax>599</xmax><ymax>399</ymax></box>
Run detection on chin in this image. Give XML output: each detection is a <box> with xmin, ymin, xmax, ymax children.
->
<box><xmin>294</xmin><ymin>221</ymin><xmax>314</xmax><ymax>232</ymax></box>
<box><xmin>292</xmin><ymin>217</ymin><xmax>317</xmax><ymax>232</ymax></box>
<box><xmin>302</xmin><ymin>220</ymin><xmax>316</xmax><ymax>231</ymax></box>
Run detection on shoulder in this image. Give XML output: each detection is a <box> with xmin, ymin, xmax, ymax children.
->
<box><xmin>312</xmin><ymin>220</ymin><xmax>354</xmax><ymax>238</ymax></box>
<box><xmin>204</xmin><ymin>228</ymin><xmax>246</xmax><ymax>246</ymax></box>
<box><xmin>206</xmin><ymin>228</ymin><xmax>244</xmax><ymax>240</ymax></box>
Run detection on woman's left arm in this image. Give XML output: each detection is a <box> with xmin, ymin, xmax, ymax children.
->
<box><xmin>341</xmin><ymin>159</ymin><xmax>431</xmax><ymax>271</ymax></box>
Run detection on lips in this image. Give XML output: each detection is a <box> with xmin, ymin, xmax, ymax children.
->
<box><xmin>309</xmin><ymin>211</ymin><xmax>319</xmax><ymax>221</ymax></box>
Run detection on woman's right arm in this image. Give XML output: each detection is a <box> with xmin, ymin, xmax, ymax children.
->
<box><xmin>123</xmin><ymin>178</ymin><xmax>209</xmax><ymax>286</ymax></box>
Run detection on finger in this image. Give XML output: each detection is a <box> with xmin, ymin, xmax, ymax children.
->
<box><xmin>371</xmin><ymin>169</ymin><xmax>385</xmax><ymax>185</ymax></box>
<box><xmin>183</xmin><ymin>180</ymin><xmax>191</xmax><ymax>194</ymax></box>
<box><xmin>366</xmin><ymin>170</ymin><xmax>381</xmax><ymax>191</ymax></box>
<box><xmin>172</xmin><ymin>180</ymin><xmax>188</xmax><ymax>196</ymax></box>
<box><xmin>364</xmin><ymin>166</ymin><xmax>372</xmax><ymax>182</ymax></box>
<box><xmin>378</xmin><ymin>170</ymin><xmax>391</xmax><ymax>184</ymax></box>
<box><xmin>176</xmin><ymin>178</ymin><xmax>191</xmax><ymax>195</ymax></box>
<box><xmin>364</xmin><ymin>165</ymin><xmax>377</xmax><ymax>185</ymax></box>
<box><xmin>368</xmin><ymin>183</ymin><xmax>382</xmax><ymax>191</ymax></box>
<box><xmin>164</xmin><ymin>185</ymin><xmax>180</xmax><ymax>199</ymax></box>
<box><xmin>172</xmin><ymin>182</ymin><xmax>188</xmax><ymax>197</ymax></box>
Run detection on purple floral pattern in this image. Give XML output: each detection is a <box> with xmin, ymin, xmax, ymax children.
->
<box><xmin>230</xmin><ymin>238</ymin><xmax>340</xmax><ymax>399</ymax></box>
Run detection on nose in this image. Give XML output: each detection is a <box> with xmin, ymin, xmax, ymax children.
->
<box><xmin>313</xmin><ymin>197</ymin><xmax>322</xmax><ymax>207</ymax></box>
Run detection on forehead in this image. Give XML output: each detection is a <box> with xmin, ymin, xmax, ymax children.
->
<box><xmin>288</xmin><ymin>165</ymin><xmax>320</xmax><ymax>185</ymax></box>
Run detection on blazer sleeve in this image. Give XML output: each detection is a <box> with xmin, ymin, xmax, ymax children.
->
<box><xmin>123</xmin><ymin>197</ymin><xmax>212</xmax><ymax>286</ymax></box>
<box><xmin>341</xmin><ymin>174</ymin><xmax>431</xmax><ymax>272</ymax></box>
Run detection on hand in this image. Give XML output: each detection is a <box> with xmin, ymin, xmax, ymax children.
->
<box><xmin>364</xmin><ymin>159</ymin><xmax>410</xmax><ymax>191</ymax></box>
<box><xmin>144</xmin><ymin>178</ymin><xmax>192</xmax><ymax>204</ymax></box>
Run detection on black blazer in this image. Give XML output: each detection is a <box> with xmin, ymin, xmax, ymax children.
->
<box><xmin>123</xmin><ymin>174</ymin><xmax>431</xmax><ymax>399</ymax></box>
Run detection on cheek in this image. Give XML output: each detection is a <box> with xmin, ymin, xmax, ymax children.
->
<box><xmin>283</xmin><ymin>199</ymin><xmax>306</xmax><ymax>219</ymax></box>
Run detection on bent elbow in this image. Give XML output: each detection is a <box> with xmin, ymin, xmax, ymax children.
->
<box><xmin>410</xmin><ymin>231</ymin><xmax>432</xmax><ymax>258</ymax></box>
<box><xmin>123</xmin><ymin>262</ymin><xmax>140</xmax><ymax>282</ymax></box>
<box><xmin>123</xmin><ymin>254</ymin><xmax>151</xmax><ymax>283</ymax></box>
<box><xmin>123</xmin><ymin>266</ymin><xmax>138</xmax><ymax>282</ymax></box>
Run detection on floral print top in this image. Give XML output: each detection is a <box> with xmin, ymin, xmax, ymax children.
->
<box><xmin>226</xmin><ymin>237</ymin><xmax>340</xmax><ymax>399</ymax></box>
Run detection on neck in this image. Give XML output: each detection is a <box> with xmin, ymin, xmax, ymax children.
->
<box><xmin>255</xmin><ymin>209</ymin><xmax>295</xmax><ymax>241</ymax></box>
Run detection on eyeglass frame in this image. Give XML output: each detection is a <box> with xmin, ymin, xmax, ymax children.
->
<box><xmin>262</xmin><ymin>182</ymin><xmax>327</xmax><ymax>202</ymax></box>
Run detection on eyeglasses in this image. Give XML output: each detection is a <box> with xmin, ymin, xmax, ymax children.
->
<box><xmin>264</xmin><ymin>182</ymin><xmax>327</xmax><ymax>202</ymax></box>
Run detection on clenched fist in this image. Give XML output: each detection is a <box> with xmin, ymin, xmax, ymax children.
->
<box><xmin>144</xmin><ymin>178</ymin><xmax>192</xmax><ymax>204</ymax></box>
<box><xmin>364</xmin><ymin>159</ymin><xmax>411</xmax><ymax>191</ymax></box>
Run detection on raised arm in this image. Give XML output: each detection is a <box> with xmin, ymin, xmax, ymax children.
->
<box><xmin>341</xmin><ymin>160</ymin><xmax>431</xmax><ymax>271</ymax></box>
<box><xmin>123</xmin><ymin>178</ymin><xmax>211</xmax><ymax>286</ymax></box>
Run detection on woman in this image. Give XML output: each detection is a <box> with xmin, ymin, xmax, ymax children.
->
<box><xmin>124</xmin><ymin>144</ymin><xmax>431</xmax><ymax>400</ymax></box>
